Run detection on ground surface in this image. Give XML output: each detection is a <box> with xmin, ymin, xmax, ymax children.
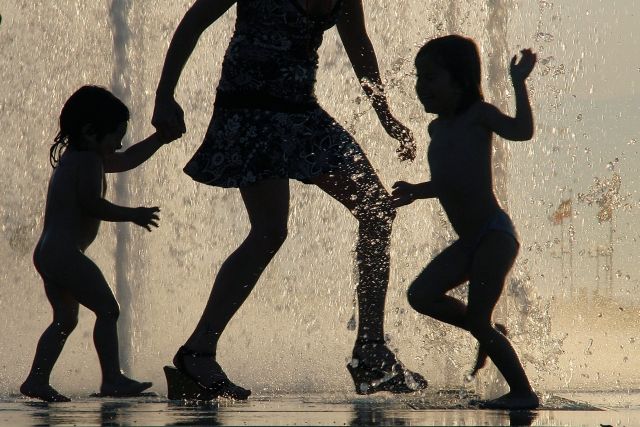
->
<box><xmin>1</xmin><ymin>390</ymin><xmax>637</xmax><ymax>426</ymax></box>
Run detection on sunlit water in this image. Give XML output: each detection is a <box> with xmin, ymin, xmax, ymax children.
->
<box><xmin>1</xmin><ymin>0</ymin><xmax>639</xmax><ymax>400</ymax></box>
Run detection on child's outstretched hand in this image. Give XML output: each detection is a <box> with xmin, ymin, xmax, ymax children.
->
<box><xmin>510</xmin><ymin>48</ymin><xmax>537</xmax><ymax>82</ymax></box>
<box><xmin>391</xmin><ymin>181</ymin><xmax>416</xmax><ymax>208</ymax></box>
<box><xmin>131</xmin><ymin>206</ymin><xmax>160</xmax><ymax>232</ymax></box>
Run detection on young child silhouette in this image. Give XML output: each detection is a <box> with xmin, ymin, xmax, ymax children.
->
<box><xmin>392</xmin><ymin>35</ymin><xmax>539</xmax><ymax>410</ymax></box>
<box><xmin>20</xmin><ymin>85</ymin><xmax>180</xmax><ymax>402</ymax></box>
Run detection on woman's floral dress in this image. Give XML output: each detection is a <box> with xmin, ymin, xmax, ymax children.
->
<box><xmin>184</xmin><ymin>0</ymin><xmax>364</xmax><ymax>188</ymax></box>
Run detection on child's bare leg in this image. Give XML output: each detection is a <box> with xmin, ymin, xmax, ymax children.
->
<box><xmin>467</xmin><ymin>232</ymin><xmax>538</xmax><ymax>409</ymax></box>
<box><xmin>21</xmin><ymin>282</ymin><xmax>78</xmax><ymax>402</ymax></box>
<box><xmin>406</xmin><ymin>241</ymin><xmax>470</xmax><ymax>328</ymax></box>
<box><xmin>54</xmin><ymin>253</ymin><xmax>151</xmax><ymax>395</ymax></box>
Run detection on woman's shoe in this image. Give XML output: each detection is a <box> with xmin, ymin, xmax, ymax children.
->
<box><xmin>347</xmin><ymin>340</ymin><xmax>428</xmax><ymax>395</ymax></box>
<box><xmin>170</xmin><ymin>346</ymin><xmax>251</xmax><ymax>400</ymax></box>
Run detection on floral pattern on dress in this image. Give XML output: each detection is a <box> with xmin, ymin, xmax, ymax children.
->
<box><xmin>184</xmin><ymin>107</ymin><xmax>362</xmax><ymax>188</ymax></box>
<box><xmin>184</xmin><ymin>0</ymin><xmax>361</xmax><ymax>188</ymax></box>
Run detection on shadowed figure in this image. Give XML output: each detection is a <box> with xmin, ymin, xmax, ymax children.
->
<box><xmin>152</xmin><ymin>0</ymin><xmax>426</xmax><ymax>398</ymax></box>
<box><xmin>21</xmin><ymin>86</ymin><xmax>178</xmax><ymax>402</ymax></box>
<box><xmin>391</xmin><ymin>35</ymin><xmax>539</xmax><ymax>410</ymax></box>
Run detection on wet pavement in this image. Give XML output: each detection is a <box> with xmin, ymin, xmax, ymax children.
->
<box><xmin>0</xmin><ymin>390</ymin><xmax>637</xmax><ymax>426</ymax></box>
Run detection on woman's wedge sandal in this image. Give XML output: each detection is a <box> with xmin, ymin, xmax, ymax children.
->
<box><xmin>166</xmin><ymin>346</ymin><xmax>251</xmax><ymax>401</ymax></box>
<box><xmin>346</xmin><ymin>340</ymin><xmax>428</xmax><ymax>395</ymax></box>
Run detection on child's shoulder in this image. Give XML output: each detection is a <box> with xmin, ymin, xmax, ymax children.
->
<box><xmin>59</xmin><ymin>150</ymin><xmax>103</xmax><ymax>171</ymax></box>
<box><xmin>427</xmin><ymin>117</ymin><xmax>440</xmax><ymax>136</ymax></box>
<box><xmin>469</xmin><ymin>100</ymin><xmax>501</xmax><ymax>122</ymax></box>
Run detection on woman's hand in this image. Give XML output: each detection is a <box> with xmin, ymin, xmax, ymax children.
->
<box><xmin>391</xmin><ymin>181</ymin><xmax>417</xmax><ymax>208</ymax></box>
<box><xmin>152</xmin><ymin>96</ymin><xmax>186</xmax><ymax>142</ymax></box>
<box><xmin>131</xmin><ymin>206</ymin><xmax>160</xmax><ymax>232</ymax></box>
<box><xmin>381</xmin><ymin>115</ymin><xmax>416</xmax><ymax>162</ymax></box>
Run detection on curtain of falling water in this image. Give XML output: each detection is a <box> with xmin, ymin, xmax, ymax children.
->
<box><xmin>108</xmin><ymin>0</ymin><xmax>134</xmax><ymax>374</ymax></box>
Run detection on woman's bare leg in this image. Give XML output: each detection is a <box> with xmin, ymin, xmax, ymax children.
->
<box><xmin>180</xmin><ymin>179</ymin><xmax>290</xmax><ymax>387</ymax></box>
<box><xmin>309</xmin><ymin>155</ymin><xmax>396</xmax><ymax>362</ymax></box>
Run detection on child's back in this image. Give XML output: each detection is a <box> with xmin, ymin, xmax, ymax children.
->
<box><xmin>38</xmin><ymin>150</ymin><xmax>104</xmax><ymax>254</ymax></box>
<box><xmin>426</xmin><ymin>102</ymin><xmax>500</xmax><ymax>239</ymax></box>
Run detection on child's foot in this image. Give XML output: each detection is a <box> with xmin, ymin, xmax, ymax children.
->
<box><xmin>475</xmin><ymin>391</ymin><xmax>540</xmax><ymax>410</ymax></box>
<box><xmin>20</xmin><ymin>380</ymin><xmax>70</xmax><ymax>402</ymax></box>
<box><xmin>99</xmin><ymin>376</ymin><xmax>152</xmax><ymax>397</ymax></box>
<box><xmin>466</xmin><ymin>323</ymin><xmax>508</xmax><ymax>380</ymax></box>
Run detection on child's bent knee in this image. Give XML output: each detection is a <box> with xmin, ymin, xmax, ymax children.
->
<box><xmin>407</xmin><ymin>284</ymin><xmax>434</xmax><ymax>314</ymax></box>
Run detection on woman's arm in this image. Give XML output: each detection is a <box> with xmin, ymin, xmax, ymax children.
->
<box><xmin>336</xmin><ymin>0</ymin><xmax>386</xmax><ymax>118</ymax></box>
<box><xmin>153</xmin><ymin>0</ymin><xmax>237</xmax><ymax>139</ymax></box>
<box><xmin>336</xmin><ymin>0</ymin><xmax>415</xmax><ymax>160</ymax></box>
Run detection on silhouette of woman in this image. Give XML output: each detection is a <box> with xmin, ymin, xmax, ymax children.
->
<box><xmin>153</xmin><ymin>0</ymin><xmax>427</xmax><ymax>398</ymax></box>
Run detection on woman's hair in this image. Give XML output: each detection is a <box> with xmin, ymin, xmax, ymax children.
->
<box><xmin>416</xmin><ymin>35</ymin><xmax>484</xmax><ymax>114</ymax></box>
<box><xmin>50</xmin><ymin>85</ymin><xmax>129</xmax><ymax>167</ymax></box>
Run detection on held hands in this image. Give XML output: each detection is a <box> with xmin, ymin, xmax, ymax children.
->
<box><xmin>152</xmin><ymin>96</ymin><xmax>186</xmax><ymax>143</ymax></box>
<box><xmin>391</xmin><ymin>181</ymin><xmax>417</xmax><ymax>208</ymax></box>
<box><xmin>510</xmin><ymin>48</ymin><xmax>537</xmax><ymax>83</ymax></box>
<box><xmin>381</xmin><ymin>115</ymin><xmax>417</xmax><ymax>162</ymax></box>
<box><xmin>131</xmin><ymin>206</ymin><xmax>160</xmax><ymax>232</ymax></box>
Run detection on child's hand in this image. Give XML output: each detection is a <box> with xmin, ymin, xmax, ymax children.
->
<box><xmin>382</xmin><ymin>116</ymin><xmax>417</xmax><ymax>162</ymax></box>
<box><xmin>131</xmin><ymin>206</ymin><xmax>160</xmax><ymax>231</ymax></box>
<box><xmin>152</xmin><ymin>97</ymin><xmax>186</xmax><ymax>142</ymax></box>
<box><xmin>391</xmin><ymin>181</ymin><xmax>416</xmax><ymax>208</ymax></box>
<box><xmin>510</xmin><ymin>49</ymin><xmax>537</xmax><ymax>82</ymax></box>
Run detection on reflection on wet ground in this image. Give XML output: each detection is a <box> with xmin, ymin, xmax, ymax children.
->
<box><xmin>1</xmin><ymin>390</ymin><xmax>636</xmax><ymax>426</ymax></box>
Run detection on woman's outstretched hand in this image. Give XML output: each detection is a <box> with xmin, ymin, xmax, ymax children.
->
<box><xmin>382</xmin><ymin>116</ymin><xmax>416</xmax><ymax>162</ymax></box>
<box><xmin>510</xmin><ymin>48</ymin><xmax>537</xmax><ymax>82</ymax></box>
<box><xmin>391</xmin><ymin>181</ymin><xmax>416</xmax><ymax>208</ymax></box>
<box><xmin>152</xmin><ymin>97</ymin><xmax>187</xmax><ymax>142</ymax></box>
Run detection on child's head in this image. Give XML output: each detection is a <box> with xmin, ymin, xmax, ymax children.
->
<box><xmin>50</xmin><ymin>85</ymin><xmax>129</xmax><ymax>167</ymax></box>
<box><xmin>415</xmin><ymin>35</ymin><xmax>484</xmax><ymax>115</ymax></box>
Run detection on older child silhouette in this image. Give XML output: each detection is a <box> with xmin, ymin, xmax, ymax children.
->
<box><xmin>392</xmin><ymin>35</ymin><xmax>539</xmax><ymax>410</ymax></box>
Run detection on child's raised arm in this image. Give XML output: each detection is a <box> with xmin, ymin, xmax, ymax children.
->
<box><xmin>479</xmin><ymin>49</ymin><xmax>537</xmax><ymax>141</ymax></box>
<box><xmin>77</xmin><ymin>153</ymin><xmax>160</xmax><ymax>231</ymax></box>
<box><xmin>103</xmin><ymin>132</ymin><xmax>172</xmax><ymax>173</ymax></box>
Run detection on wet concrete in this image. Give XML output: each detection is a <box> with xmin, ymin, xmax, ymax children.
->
<box><xmin>1</xmin><ymin>391</ymin><xmax>637</xmax><ymax>426</ymax></box>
